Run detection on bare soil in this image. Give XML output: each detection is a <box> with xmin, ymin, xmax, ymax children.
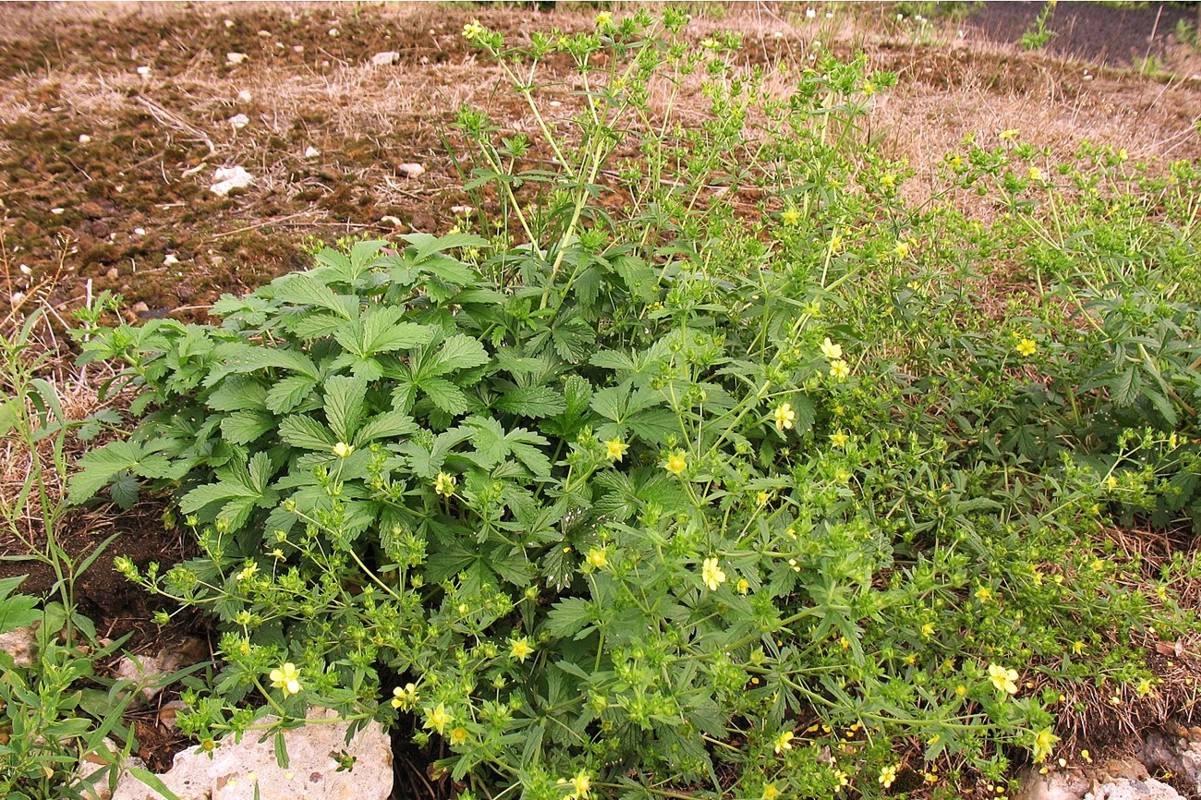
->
<box><xmin>2</xmin><ymin>2</ymin><xmax>1200</xmax><ymax>795</ymax></box>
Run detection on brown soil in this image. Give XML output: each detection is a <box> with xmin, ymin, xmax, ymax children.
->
<box><xmin>2</xmin><ymin>2</ymin><xmax>1200</xmax><ymax>795</ymax></box>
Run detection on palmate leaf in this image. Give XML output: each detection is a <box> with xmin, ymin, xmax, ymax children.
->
<box><xmin>67</xmin><ymin>440</ymin><xmax>179</xmax><ymax>505</ymax></box>
<box><xmin>279</xmin><ymin>415</ymin><xmax>336</xmax><ymax>451</ymax></box>
<box><xmin>421</xmin><ymin>378</ymin><xmax>470</xmax><ymax>415</ymax></box>
<box><xmin>461</xmin><ymin>417</ymin><xmax>551</xmax><ymax>476</ymax></box>
<box><xmin>219</xmin><ymin>410</ymin><xmax>275</xmax><ymax>445</ymax></box>
<box><xmin>354</xmin><ymin>410</ymin><xmax>417</xmax><ymax>445</ymax></box>
<box><xmin>265</xmin><ymin>375</ymin><xmax>318</xmax><ymax>414</ymax></box>
<box><xmin>213</xmin><ymin>345</ymin><xmax>319</xmax><ymax>383</ymax></box>
<box><xmin>425</xmin><ymin>335</ymin><xmax>490</xmax><ymax>378</ymax></box>
<box><xmin>270</xmin><ymin>273</ymin><xmax>358</xmax><ymax>319</ymax></box>
<box><xmin>331</xmin><ymin>307</ymin><xmax>432</xmax><ymax>359</ymax></box>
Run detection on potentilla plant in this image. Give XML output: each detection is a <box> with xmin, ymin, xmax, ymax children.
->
<box><xmin>69</xmin><ymin>10</ymin><xmax>1198</xmax><ymax>800</ymax></box>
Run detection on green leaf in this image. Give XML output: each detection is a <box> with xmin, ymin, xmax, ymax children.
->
<box><xmin>279</xmin><ymin>416</ymin><xmax>336</xmax><ymax>451</ymax></box>
<box><xmin>323</xmin><ymin>375</ymin><xmax>366</xmax><ymax>443</ymax></box>
<box><xmin>428</xmin><ymin>335</ymin><xmax>490</xmax><ymax>377</ymax></box>
<box><xmin>206</xmin><ymin>377</ymin><xmax>268</xmax><ymax>412</ymax></box>
<box><xmin>354</xmin><ymin>411</ymin><xmax>417</xmax><ymax>445</ymax></box>
<box><xmin>271</xmin><ymin>274</ymin><xmax>357</xmax><ymax>319</ymax></box>
<box><xmin>219</xmin><ymin>346</ymin><xmax>320</xmax><ymax>382</ymax></box>
<box><xmin>495</xmin><ymin>386</ymin><xmax>566</xmax><ymax>419</ymax></box>
<box><xmin>68</xmin><ymin>441</ymin><xmax>172</xmax><ymax>505</ymax></box>
<box><xmin>405</xmin><ymin>232</ymin><xmax>489</xmax><ymax>263</ymax></box>
<box><xmin>421</xmin><ymin>378</ymin><xmax>469</xmax><ymax>415</ymax></box>
<box><xmin>544</xmin><ymin>598</ymin><xmax>598</xmax><ymax>640</ymax></box>
<box><xmin>0</xmin><ymin>578</ymin><xmax>39</xmax><ymax>634</ymax></box>
<box><xmin>1109</xmin><ymin>366</ymin><xmax>1141</xmax><ymax>407</ymax></box>
<box><xmin>265</xmin><ymin>376</ymin><xmax>318</xmax><ymax>415</ymax></box>
<box><xmin>220</xmin><ymin>410</ymin><xmax>275</xmax><ymax>445</ymax></box>
<box><xmin>128</xmin><ymin>768</ymin><xmax>184</xmax><ymax>800</ymax></box>
<box><xmin>463</xmin><ymin>416</ymin><xmax>507</xmax><ymax>469</ymax></box>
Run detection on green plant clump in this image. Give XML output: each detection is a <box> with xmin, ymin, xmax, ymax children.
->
<box><xmin>69</xmin><ymin>10</ymin><xmax>1200</xmax><ymax>799</ymax></box>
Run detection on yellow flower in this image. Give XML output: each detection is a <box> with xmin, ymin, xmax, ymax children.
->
<box><xmin>999</xmin><ymin>128</ymin><xmax>1019</xmax><ymax>141</ymax></box>
<box><xmin>880</xmin><ymin>173</ymin><xmax>896</xmax><ymax>190</ymax></box>
<box><xmin>988</xmin><ymin>663</ymin><xmax>1019</xmax><ymax>695</ymax></box>
<box><xmin>736</xmin><ymin>578</ymin><xmax>750</xmax><ymax>595</ymax></box>
<box><xmin>975</xmin><ymin>586</ymin><xmax>992</xmax><ymax>601</ymax></box>
<box><xmin>461</xmin><ymin>19</ymin><xmax>486</xmax><ymax>40</ymax></box>
<box><xmin>665</xmin><ymin>452</ymin><xmax>687</xmax><ymax>475</ymax></box>
<box><xmin>391</xmin><ymin>682</ymin><xmax>419</xmax><ymax>710</ymax></box>
<box><xmin>702</xmin><ymin>557</ymin><xmax>727</xmax><ymax>591</ymax></box>
<box><xmin>510</xmin><ymin>637</ymin><xmax>534</xmax><ymax>662</ymax></box>
<box><xmin>829</xmin><ymin>359</ymin><xmax>850</xmax><ymax>379</ymax></box>
<box><xmin>586</xmin><ymin>548</ymin><xmax>607</xmax><ymax>569</ymax></box>
<box><xmin>862</xmin><ymin>80</ymin><xmax>876</xmax><ymax>96</ymax></box>
<box><xmin>829</xmin><ymin>234</ymin><xmax>842</xmax><ymax>253</ymax></box>
<box><xmin>1028</xmin><ymin>166</ymin><xmax>1044</xmax><ymax>181</ymax></box>
<box><xmin>571</xmin><ymin>770</ymin><xmax>591</xmax><ymax>799</ymax></box>
<box><xmin>332</xmin><ymin>441</ymin><xmax>354</xmax><ymax>459</ymax></box>
<box><xmin>1033</xmin><ymin>727</ymin><xmax>1059</xmax><ymax>763</ymax></box>
<box><xmin>834</xmin><ymin>769</ymin><xmax>850</xmax><ymax>788</ymax></box>
<box><xmin>820</xmin><ymin>337</ymin><xmax>843</xmax><ymax>360</ymax></box>
<box><xmin>949</xmin><ymin>153</ymin><xmax>964</xmax><ymax>169</ymax></box>
<box><xmin>879</xmin><ymin>763</ymin><xmax>899</xmax><ymax>788</ymax></box>
<box><xmin>781</xmin><ymin>207</ymin><xmax>801</xmax><ymax>226</ymax></box>
<box><xmin>894</xmin><ymin>241</ymin><xmax>910</xmax><ymax>259</ymax></box>
<box><xmin>773</xmin><ymin>402</ymin><xmax>796</xmax><ymax>431</ymax></box>
<box><xmin>449</xmin><ymin>726</ymin><xmax>469</xmax><ymax>746</ymax></box>
<box><xmin>921</xmin><ymin>622</ymin><xmax>935</xmax><ymax>637</ymax></box>
<box><xmin>594</xmin><ymin>11</ymin><xmax>613</xmax><ymax>28</ymax></box>
<box><xmin>605</xmin><ymin>437</ymin><xmax>629</xmax><ymax>461</ymax></box>
<box><xmin>1072</xmin><ymin>640</ymin><xmax>1085</xmax><ymax>654</ymax></box>
<box><xmin>1117</xmin><ymin>147</ymin><xmax>1129</xmax><ymax>162</ymax></box>
<box><xmin>269</xmin><ymin>663</ymin><xmax>302</xmax><ymax>697</ymax></box>
<box><xmin>763</xmin><ymin>782</ymin><xmax>781</xmax><ymax>800</ymax></box>
<box><xmin>1016</xmin><ymin>338</ymin><xmax>1037</xmax><ymax>357</ymax></box>
<box><xmin>424</xmin><ymin>703</ymin><xmax>452</xmax><ymax>734</ymax></box>
<box><xmin>773</xmin><ymin>730</ymin><xmax>795</xmax><ymax>754</ymax></box>
<box><xmin>757</xmin><ymin>490</ymin><xmax>772</xmax><ymax>506</ymax></box>
<box><xmin>829</xmin><ymin>431</ymin><xmax>849</xmax><ymax>448</ymax></box>
<box><xmin>434</xmin><ymin>471</ymin><xmax>457</xmax><ymax>497</ymax></box>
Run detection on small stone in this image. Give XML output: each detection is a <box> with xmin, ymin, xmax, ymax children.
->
<box><xmin>380</xmin><ymin>215</ymin><xmax>403</xmax><ymax>227</ymax></box>
<box><xmin>257</xmin><ymin>29</ymin><xmax>271</xmax><ymax>38</ymax></box>
<box><xmin>209</xmin><ymin>166</ymin><xmax>254</xmax><ymax>196</ymax></box>
<box><xmin>229</xmin><ymin>113</ymin><xmax>250</xmax><ymax>129</ymax></box>
<box><xmin>1100</xmin><ymin>778</ymin><xmax>1184</xmax><ymax>800</ymax></box>
<box><xmin>133</xmin><ymin>227</ymin><xmax>146</xmax><ymax>236</ymax></box>
<box><xmin>328</xmin><ymin>27</ymin><xmax>339</xmax><ymax>37</ymax></box>
<box><xmin>78</xmin><ymin>134</ymin><xmax>92</xmax><ymax>144</ymax></box>
<box><xmin>130</xmin><ymin>301</ymin><xmax>150</xmax><ymax>315</ymax></box>
<box><xmin>0</xmin><ymin>626</ymin><xmax>37</xmax><ymax>668</ymax></box>
<box><xmin>163</xmin><ymin>254</ymin><xmax>180</xmax><ymax>266</ymax></box>
<box><xmin>304</xmin><ymin>146</ymin><xmax>320</xmax><ymax>158</ymax></box>
<box><xmin>136</xmin><ymin>65</ymin><xmax>151</xmax><ymax>77</ymax></box>
<box><xmin>74</xmin><ymin>737</ymin><xmax>145</xmax><ymax>800</ymax></box>
<box><xmin>223</xmin><ymin>18</ymin><xmax>234</xmax><ymax>28</ymax></box>
<box><xmin>293</xmin><ymin>44</ymin><xmax>305</xmax><ymax>53</ymax></box>
<box><xmin>51</xmin><ymin>207</ymin><xmax>65</xmax><ymax>215</ymax></box>
<box><xmin>226</xmin><ymin>52</ymin><xmax>248</xmax><ymax>65</ymax></box>
<box><xmin>396</xmin><ymin>162</ymin><xmax>425</xmax><ymax>179</ymax></box>
<box><xmin>237</xmin><ymin>89</ymin><xmax>252</xmax><ymax>103</ymax></box>
<box><xmin>19</xmin><ymin>263</ymin><xmax>32</xmax><ymax>275</ymax></box>
<box><xmin>105</xmin><ymin>267</ymin><xmax>119</xmax><ymax>280</ymax></box>
<box><xmin>450</xmin><ymin>205</ymin><xmax>473</xmax><ymax>215</ymax></box>
<box><xmin>157</xmin><ymin>700</ymin><xmax>186</xmax><ymax>730</ymax></box>
<box><xmin>371</xmin><ymin>51</ymin><xmax>400</xmax><ymax>66</ymax></box>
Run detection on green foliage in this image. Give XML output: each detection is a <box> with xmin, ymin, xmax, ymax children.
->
<box><xmin>1019</xmin><ymin>1</ymin><xmax>1057</xmax><ymax>50</ymax></box>
<box><xmin>69</xmin><ymin>10</ymin><xmax>1200</xmax><ymax>799</ymax></box>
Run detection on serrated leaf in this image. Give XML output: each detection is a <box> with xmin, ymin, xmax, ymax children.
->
<box><xmin>323</xmin><ymin>375</ymin><xmax>366</xmax><ymax>442</ymax></box>
<box><xmin>219</xmin><ymin>410</ymin><xmax>275</xmax><ymax>445</ymax></box>
<box><xmin>265</xmin><ymin>376</ymin><xmax>318</xmax><ymax>414</ymax></box>
<box><xmin>404</xmin><ymin>232</ymin><xmax>489</xmax><ymax>263</ymax></box>
<box><xmin>354</xmin><ymin>411</ymin><xmax>417</xmax><ymax>445</ymax></box>
<box><xmin>421</xmin><ymin>378</ymin><xmax>469</xmax><ymax>415</ymax></box>
<box><xmin>270</xmin><ymin>274</ymin><xmax>357</xmax><ymax>319</ymax></box>
<box><xmin>279</xmin><ymin>415</ymin><xmax>335</xmax><ymax>451</ymax></box>
<box><xmin>205</xmin><ymin>377</ymin><xmax>268</xmax><ymax>412</ymax></box>
<box><xmin>588</xmin><ymin>350</ymin><xmax>637</xmax><ymax>371</ymax></box>
<box><xmin>68</xmin><ymin>441</ymin><xmax>169</xmax><ymax>505</ymax></box>
<box><xmin>551</xmin><ymin>318</ymin><xmax>594</xmax><ymax>363</ymax></box>
<box><xmin>1110</xmin><ymin>367</ymin><xmax>1141</xmax><ymax>407</ymax></box>
<box><xmin>495</xmin><ymin>386</ymin><xmax>566</xmax><ymax>419</ymax></box>
<box><xmin>463</xmin><ymin>416</ymin><xmax>507</xmax><ymax>469</ymax></box>
<box><xmin>544</xmin><ymin>598</ymin><xmax>597</xmax><ymax>640</ymax></box>
<box><xmin>428</xmin><ymin>335</ymin><xmax>489</xmax><ymax>377</ymax></box>
<box><xmin>220</xmin><ymin>346</ymin><xmax>319</xmax><ymax>382</ymax></box>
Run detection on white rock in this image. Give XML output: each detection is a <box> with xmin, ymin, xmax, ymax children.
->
<box><xmin>74</xmin><ymin>737</ymin><xmax>145</xmax><ymax>800</ymax></box>
<box><xmin>1143</xmin><ymin>728</ymin><xmax>1201</xmax><ymax>793</ymax></box>
<box><xmin>396</xmin><ymin>162</ymin><xmax>425</xmax><ymax>179</ymax></box>
<box><xmin>257</xmin><ymin>29</ymin><xmax>271</xmax><ymax>38</ymax></box>
<box><xmin>163</xmin><ymin>254</ymin><xmax>180</xmax><ymax>266</ymax></box>
<box><xmin>209</xmin><ymin>166</ymin><xmax>254</xmax><ymax>196</ymax></box>
<box><xmin>229</xmin><ymin>113</ymin><xmax>250</xmax><ymax>129</ymax></box>
<box><xmin>133</xmin><ymin>227</ymin><xmax>146</xmax><ymax>236</ymax></box>
<box><xmin>371</xmin><ymin>51</ymin><xmax>400</xmax><ymax>66</ymax></box>
<box><xmin>293</xmin><ymin>44</ymin><xmax>305</xmax><ymax>53</ymax></box>
<box><xmin>450</xmin><ymin>205</ymin><xmax>473</xmax><ymax>215</ymax></box>
<box><xmin>51</xmin><ymin>207</ymin><xmax>65</xmax><ymax>215</ymax></box>
<box><xmin>1016</xmin><ymin>768</ymin><xmax>1090</xmax><ymax>800</ymax></box>
<box><xmin>380</xmin><ymin>215</ymin><xmax>403</xmax><ymax>227</ymax></box>
<box><xmin>223</xmin><ymin>18</ymin><xmax>234</xmax><ymax>28</ymax></box>
<box><xmin>237</xmin><ymin>89</ymin><xmax>253</xmax><ymax>102</ymax></box>
<box><xmin>79</xmin><ymin>134</ymin><xmax>92</xmax><ymax>144</ymax></box>
<box><xmin>304</xmin><ymin>146</ymin><xmax>321</xmax><ymax>158</ymax></box>
<box><xmin>112</xmin><ymin>709</ymin><xmax>392</xmax><ymax>800</ymax></box>
<box><xmin>226</xmin><ymin>52</ymin><xmax>248</xmax><ymax>65</ymax></box>
<box><xmin>1097</xmin><ymin>779</ymin><xmax>1184</xmax><ymax>800</ymax></box>
<box><xmin>0</xmin><ymin>625</ymin><xmax>37</xmax><ymax>667</ymax></box>
<box><xmin>19</xmin><ymin>263</ymin><xmax>32</xmax><ymax>275</ymax></box>
<box><xmin>136</xmin><ymin>66</ymin><xmax>151</xmax><ymax>77</ymax></box>
<box><xmin>328</xmin><ymin>27</ymin><xmax>339</xmax><ymax>37</ymax></box>
<box><xmin>10</xmin><ymin>291</ymin><xmax>25</xmax><ymax>305</ymax></box>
